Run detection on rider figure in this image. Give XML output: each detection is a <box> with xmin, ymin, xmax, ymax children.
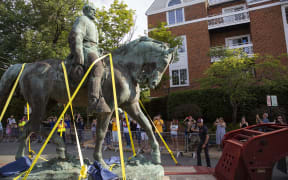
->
<box><xmin>68</xmin><ymin>3</ymin><xmax>111</xmax><ymax>113</ymax></box>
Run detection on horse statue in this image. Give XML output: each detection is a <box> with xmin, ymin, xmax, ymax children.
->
<box><xmin>0</xmin><ymin>37</ymin><xmax>176</xmax><ymax>166</ymax></box>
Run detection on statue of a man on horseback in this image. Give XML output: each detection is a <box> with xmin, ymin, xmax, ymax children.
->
<box><xmin>68</xmin><ymin>2</ymin><xmax>110</xmax><ymax>113</ymax></box>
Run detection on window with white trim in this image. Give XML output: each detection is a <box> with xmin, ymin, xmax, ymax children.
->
<box><xmin>168</xmin><ymin>0</ymin><xmax>181</xmax><ymax>6</ymax></box>
<box><xmin>172</xmin><ymin>69</ymin><xmax>187</xmax><ymax>85</ymax></box>
<box><xmin>225</xmin><ymin>34</ymin><xmax>251</xmax><ymax>47</ymax></box>
<box><xmin>169</xmin><ymin>36</ymin><xmax>189</xmax><ymax>87</ymax></box>
<box><xmin>167</xmin><ymin>0</ymin><xmax>184</xmax><ymax>25</ymax></box>
<box><xmin>167</xmin><ymin>8</ymin><xmax>184</xmax><ymax>25</ymax></box>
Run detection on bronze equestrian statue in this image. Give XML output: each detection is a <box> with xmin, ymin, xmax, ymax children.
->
<box><xmin>0</xmin><ymin>3</ymin><xmax>177</xmax><ymax>167</ymax></box>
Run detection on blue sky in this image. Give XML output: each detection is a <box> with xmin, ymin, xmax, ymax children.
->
<box><xmin>91</xmin><ymin>0</ymin><xmax>155</xmax><ymax>40</ymax></box>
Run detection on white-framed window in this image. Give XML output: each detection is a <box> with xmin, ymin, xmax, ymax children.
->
<box><xmin>166</xmin><ymin>0</ymin><xmax>184</xmax><ymax>25</ymax></box>
<box><xmin>225</xmin><ymin>34</ymin><xmax>253</xmax><ymax>55</ymax></box>
<box><xmin>225</xmin><ymin>34</ymin><xmax>251</xmax><ymax>47</ymax></box>
<box><xmin>170</xmin><ymin>35</ymin><xmax>189</xmax><ymax>87</ymax></box>
<box><xmin>222</xmin><ymin>4</ymin><xmax>247</xmax><ymax>23</ymax></box>
<box><xmin>246</xmin><ymin>0</ymin><xmax>271</xmax><ymax>5</ymax></box>
<box><xmin>282</xmin><ymin>5</ymin><xmax>288</xmax><ymax>53</ymax></box>
<box><xmin>167</xmin><ymin>8</ymin><xmax>184</xmax><ymax>25</ymax></box>
<box><xmin>168</xmin><ymin>0</ymin><xmax>182</xmax><ymax>6</ymax></box>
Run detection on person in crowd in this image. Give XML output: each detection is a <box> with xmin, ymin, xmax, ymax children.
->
<box><xmin>195</xmin><ymin>118</ymin><xmax>211</xmax><ymax>167</ymax></box>
<box><xmin>170</xmin><ymin>119</ymin><xmax>179</xmax><ymax>156</ymax></box>
<box><xmin>7</xmin><ymin>115</ymin><xmax>16</xmax><ymax>125</ymax></box>
<box><xmin>64</xmin><ymin>114</ymin><xmax>71</xmax><ymax>144</ymax></box>
<box><xmin>76</xmin><ymin>114</ymin><xmax>85</xmax><ymax>144</ymax></box>
<box><xmin>104</xmin><ymin>120</ymin><xmax>112</xmax><ymax>151</ymax></box>
<box><xmin>215</xmin><ymin>117</ymin><xmax>226</xmax><ymax>151</ymax></box>
<box><xmin>5</xmin><ymin>124</ymin><xmax>12</xmax><ymax>142</ymax></box>
<box><xmin>111</xmin><ymin>117</ymin><xmax>118</xmax><ymax>149</ymax></box>
<box><xmin>130</xmin><ymin>120</ymin><xmax>137</xmax><ymax>140</ymax></box>
<box><xmin>122</xmin><ymin>116</ymin><xmax>131</xmax><ymax>148</ymax></box>
<box><xmin>240</xmin><ymin>116</ymin><xmax>249</xmax><ymax>128</ymax></box>
<box><xmin>262</xmin><ymin>113</ymin><xmax>270</xmax><ymax>123</ymax></box>
<box><xmin>11</xmin><ymin>123</ymin><xmax>19</xmax><ymax>142</ymax></box>
<box><xmin>256</xmin><ymin>114</ymin><xmax>261</xmax><ymax>124</ymax></box>
<box><xmin>0</xmin><ymin>120</ymin><xmax>3</xmax><ymax>142</ymax></box>
<box><xmin>153</xmin><ymin>114</ymin><xmax>164</xmax><ymax>150</ymax></box>
<box><xmin>57</xmin><ymin>119</ymin><xmax>67</xmax><ymax>143</ymax></box>
<box><xmin>18</xmin><ymin>117</ymin><xmax>26</xmax><ymax>133</ymax></box>
<box><xmin>91</xmin><ymin>119</ymin><xmax>97</xmax><ymax>144</ymax></box>
<box><xmin>139</xmin><ymin>127</ymin><xmax>148</xmax><ymax>153</ymax></box>
<box><xmin>190</xmin><ymin>118</ymin><xmax>200</xmax><ymax>159</ymax></box>
<box><xmin>274</xmin><ymin>115</ymin><xmax>286</xmax><ymax>124</ymax></box>
<box><xmin>184</xmin><ymin>115</ymin><xmax>195</xmax><ymax>152</ymax></box>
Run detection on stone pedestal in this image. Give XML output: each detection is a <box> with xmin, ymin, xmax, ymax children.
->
<box><xmin>8</xmin><ymin>155</ymin><xmax>164</xmax><ymax>180</ymax></box>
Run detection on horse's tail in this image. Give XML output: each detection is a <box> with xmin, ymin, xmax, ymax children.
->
<box><xmin>0</xmin><ymin>64</ymin><xmax>23</xmax><ymax>108</ymax></box>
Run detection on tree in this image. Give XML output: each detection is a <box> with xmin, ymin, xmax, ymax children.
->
<box><xmin>0</xmin><ymin>0</ymin><xmax>85</xmax><ymax>64</ymax></box>
<box><xmin>201</xmin><ymin>48</ymin><xmax>257</xmax><ymax>123</ymax></box>
<box><xmin>95</xmin><ymin>0</ymin><xmax>135</xmax><ymax>52</ymax></box>
<box><xmin>149</xmin><ymin>22</ymin><xmax>183</xmax><ymax>49</ymax></box>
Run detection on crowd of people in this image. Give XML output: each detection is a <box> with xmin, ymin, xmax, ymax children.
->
<box><xmin>0</xmin><ymin>111</ymin><xmax>286</xmax><ymax>168</ymax></box>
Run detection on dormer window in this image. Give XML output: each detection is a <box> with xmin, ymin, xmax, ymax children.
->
<box><xmin>167</xmin><ymin>0</ymin><xmax>184</xmax><ymax>25</ymax></box>
<box><xmin>168</xmin><ymin>0</ymin><xmax>181</xmax><ymax>6</ymax></box>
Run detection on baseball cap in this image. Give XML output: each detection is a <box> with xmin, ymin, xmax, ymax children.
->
<box><xmin>197</xmin><ymin>118</ymin><xmax>203</xmax><ymax>123</ymax></box>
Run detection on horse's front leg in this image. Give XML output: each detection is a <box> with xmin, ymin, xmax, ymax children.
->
<box><xmin>123</xmin><ymin>103</ymin><xmax>161</xmax><ymax>164</ymax></box>
<box><xmin>93</xmin><ymin>112</ymin><xmax>113</xmax><ymax>168</ymax></box>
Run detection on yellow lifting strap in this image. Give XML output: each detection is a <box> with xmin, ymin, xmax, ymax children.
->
<box><xmin>0</xmin><ymin>63</ymin><xmax>26</xmax><ymax>122</ymax></box>
<box><xmin>124</xmin><ymin>112</ymin><xmax>136</xmax><ymax>158</ymax></box>
<box><xmin>61</xmin><ymin>62</ymin><xmax>87</xmax><ymax>180</ymax></box>
<box><xmin>27</xmin><ymin>103</ymin><xmax>29</xmax><ymax>121</ymax></box>
<box><xmin>109</xmin><ymin>53</ymin><xmax>126</xmax><ymax>180</ymax></box>
<box><xmin>138</xmin><ymin>100</ymin><xmax>178</xmax><ymax>165</ymax></box>
<box><xmin>23</xmin><ymin>54</ymin><xmax>110</xmax><ymax>180</ymax></box>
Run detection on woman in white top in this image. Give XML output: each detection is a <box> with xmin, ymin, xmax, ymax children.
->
<box><xmin>170</xmin><ymin>119</ymin><xmax>179</xmax><ymax>154</ymax></box>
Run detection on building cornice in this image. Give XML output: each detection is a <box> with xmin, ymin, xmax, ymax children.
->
<box><xmin>146</xmin><ymin>0</ymin><xmax>206</xmax><ymax>15</ymax></box>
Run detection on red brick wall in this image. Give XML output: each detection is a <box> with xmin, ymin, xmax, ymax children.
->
<box><xmin>185</xmin><ymin>3</ymin><xmax>207</xmax><ymax>21</ymax></box>
<box><xmin>210</xmin><ymin>24</ymin><xmax>251</xmax><ymax>47</ymax></box>
<box><xmin>148</xmin><ymin>12</ymin><xmax>166</xmax><ymax>28</ymax></box>
<box><xmin>249</xmin><ymin>5</ymin><xmax>286</xmax><ymax>56</ymax></box>
<box><xmin>151</xmin><ymin>21</ymin><xmax>211</xmax><ymax>97</ymax></box>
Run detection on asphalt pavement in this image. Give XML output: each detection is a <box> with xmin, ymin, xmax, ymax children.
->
<box><xmin>0</xmin><ymin>142</ymin><xmax>287</xmax><ymax>179</ymax></box>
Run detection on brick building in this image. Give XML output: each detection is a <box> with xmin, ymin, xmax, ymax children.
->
<box><xmin>146</xmin><ymin>0</ymin><xmax>288</xmax><ymax>97</ymax></box>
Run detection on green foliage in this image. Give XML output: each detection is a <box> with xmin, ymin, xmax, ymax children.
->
<box><xmin>95</xmin><ymin>0</ymin><xmax>135</xmax><ymax>52</ymax></box>
<box><xmin>149</xmin><ymin>22</ymin><xmax>182</xmax><ymax>48</ymax></box>
<box><xmin>201</xmin><ymin>48</ymin><xmax>257</xmax><ymax>123</ymax></box>
<box><xmin>0</xmin><ymin>0</ymin><xmax>85</xmax><ymax>64</ymax></box>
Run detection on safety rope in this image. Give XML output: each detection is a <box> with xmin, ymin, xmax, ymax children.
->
<box><xmin>23</xmin><ymin>54</ymin><xmax>110</xmax><ymax>179</ymax></box>
<box><xmin>109</xmin><ymin>53</ymin><xmax>126</xmax><ymax>180</ymax></box>
<box><xmin>0</xmin><ymin>63</ymin><xmax>26</xmax><ymax>122</ymax></box>
<box><xmin>61</xmin><ymin>62</ymin><xmax>87</xmax><ymax>180</ymax></box>
<box><xmin>124</xmin><ymin>112</ymin><xmax>136</xmax><ymax>158</ymax></box>
<box><xmin>138</xmin><ymin>100</ymin><xmax>178</xmax><ymax>165</ymax></box>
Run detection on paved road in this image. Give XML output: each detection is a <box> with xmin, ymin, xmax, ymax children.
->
<box><xmin>0</xmin><ymin>142</ymin><xmax>287</xmax><ymax>179</ymax></box>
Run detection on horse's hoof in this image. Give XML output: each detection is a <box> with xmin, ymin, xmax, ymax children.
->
<box><xmin>151</xmin><ymin>151</ymin><xmax>161</xmax><ymax>164</ymax></box>
<box><xmin>56</xmin><ymin>147</ymin><xmax>66</xmax><ymax>159</ymax></box>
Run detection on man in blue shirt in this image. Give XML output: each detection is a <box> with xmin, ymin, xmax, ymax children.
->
<box><xmin>262</xmin><ymin>113</ymin><xmax>270</xmax><ymax>123</ymax></box>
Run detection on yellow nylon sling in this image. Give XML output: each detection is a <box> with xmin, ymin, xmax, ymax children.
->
<box><xmin>23</xmin><ymin>54</ymin><xmax>110</xmax><ymax>179</ymax></box>
<box><xmin>124</xmin><ymin>112</ymin><xmax>136</xmax><ymax>157</ymax></box>
<box><xmin>108</xmin><ymin>54</ymin><xmax>126</xmax><ymax>180</ymax></box>
<box><xmin>0</xmin><ymin>63</ymin><xmax>26</xmax><ymax>122</ymax></box>
<box><xmin>138</xmin><ymin>100</ymin><xmax>178</xmax><ymax>165</ymax></box>
<box><xmin>61</xmin><ymin>62</ymin><xmax>87</xmax><ymax>180</ymax></box>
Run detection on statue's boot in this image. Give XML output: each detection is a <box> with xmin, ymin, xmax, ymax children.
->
<box><xmin>88</xmin><ymin>76</ymin><xmax>111</xmax><ymax>113</ymax></box>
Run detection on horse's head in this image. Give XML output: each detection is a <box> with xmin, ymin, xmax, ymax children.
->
<box><xmin>112</xmin><ymin>36</ymin><xmax>177</xmax><ymax>88</ymax></box>
<box><xmin>135</xmin><ymin>37</ymin><xmax>176</xmax><ymax>89</ymax></box>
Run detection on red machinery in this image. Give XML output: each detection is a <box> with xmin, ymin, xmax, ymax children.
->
<box><xmin>214</xmin><ymin>124</ymin><xmax>288</xmax><ymax>180</ymax></box>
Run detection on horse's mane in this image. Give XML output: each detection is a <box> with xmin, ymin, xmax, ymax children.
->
<box><xmin>112</xmin><ymin>36</ymin><xmax>167</xmax><ymax>57</ymax></box>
